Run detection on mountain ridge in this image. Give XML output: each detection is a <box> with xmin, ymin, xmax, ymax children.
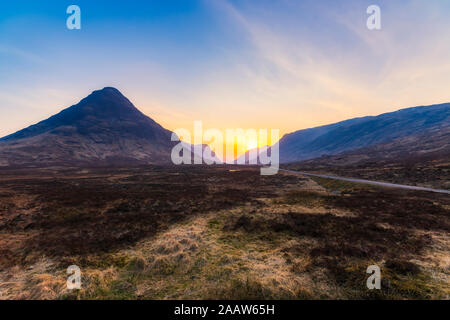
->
<box><xmin>239</xmin><ymin>102</ymin><xmax>450</xmax><ymax>164</ymax></box>
<box><xmin>0</xmin><ymin>87</ymin><xmax>170</xmax><ymax>143</ymax></box>
<box><xmin>0</xmin><ymin>87</ymin><xmax>175</xmax><ymax>166</ymax></box>
<box><xmin>1</xmin><ymin>88</ymin><xmax>449</xmax><ymax>167</ymax></box>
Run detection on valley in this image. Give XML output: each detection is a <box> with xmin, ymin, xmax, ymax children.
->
<box><xmin>0</xmin><ymin>166</ymin><xmax>448</xmax><ymax>299</ymax></box>
<box><xmin>0</xmin><ymin>88</ymin><xmax>448</xmax><ymax>300</ymax></box>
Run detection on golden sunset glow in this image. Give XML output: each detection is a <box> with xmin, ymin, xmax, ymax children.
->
<box><xmin>245</xmin><ymin>139</ymin><xmax>258</xmax><ymax>151</ymax></box>
<box><xmin>179</xmin><ymin>129</ymin><xmax>274</xmax><ymax>161</ymax></box>
<box><xmin>2</xmin><ymin>1</ymin><xmax>450</xmax><ymax>153</ymax></box>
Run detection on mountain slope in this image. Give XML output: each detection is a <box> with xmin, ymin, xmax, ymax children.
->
<box><xmin>237</xmin><ymin>103</ymin><xmax>449</xmax><ymax>165</ymax></box>
<box><xmin>0</xmin><ymin>87</ymin><xmax>175</xmax><ymax>167</ymax></box>
<box><xmin>283</xmin><ymin>123</ymin><xmax>450</xmax><ymax>189</ymax></box>
<box><xmin>279</xmin><ymin>103</ymin><xmax>450</xmax><ymax>163</ymax></box>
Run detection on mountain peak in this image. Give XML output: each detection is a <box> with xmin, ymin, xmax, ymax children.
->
<box><xmin>0</xmin><ymin>87</ymin><xmax>175</xmax><ymax>166</ymax></box>
<box><xmin>100</xmin><ymin>86</ymin><xmax>120</xmax><ymax>92</ymax></box>
<box><xmin>91</xmin><ymin>86</ymin><xmax>123</xmax><ymax>97</ymax></box>
<box><xmin>0</xmin><ymin>87</ymin><xmax>167</xmax><ymax>143</ymax></box>
<box><xmin>81</xmin><ymin>87</ymin><xmax>131</xmax><ymax>107</ymax></box>
<box><xmin>64</xmin><ymin>86</ymin><xmax>147</xmax><ymax>122</ymax></box>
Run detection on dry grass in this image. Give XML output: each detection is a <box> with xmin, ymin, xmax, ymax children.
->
<box><xmin>0</xmin><ymin>166</ymin><xmax>448</xmax><ymax>300</ymax></box>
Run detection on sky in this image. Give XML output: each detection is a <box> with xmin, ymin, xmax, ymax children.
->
<box><xmin>1</xmin><ymin>0</ymin><xmax>450</xmax><ymax>156</ymax></box>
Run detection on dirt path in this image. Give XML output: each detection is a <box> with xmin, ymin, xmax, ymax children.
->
<box><xmin>279</xmin><ymin>169</ymin><xmax>450</xmax><ymax>194</ymax></box>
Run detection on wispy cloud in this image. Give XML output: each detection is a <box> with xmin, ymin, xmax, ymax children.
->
<box><xmin>1</xmin><ymin>0</ymin><xmax>450</xmax><ymax>137</ymax></box>
<box><xmin>207</xmin><ymin>0</ymin><xmax>450</xmax><ymax>123</ymax></box>
<box><xmin>0</xmin><ymin>45</ymin><xmax>46</xmax><ymax>65</ymax></box>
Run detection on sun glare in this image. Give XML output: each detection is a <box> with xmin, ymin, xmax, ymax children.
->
<box><xmin>245</xmin><ymin>140</ymin><xmax>258</xmax><ymax>151</ymax></box>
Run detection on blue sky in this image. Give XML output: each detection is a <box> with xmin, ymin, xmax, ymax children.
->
<box><xmin>1</xmin><ymin>0</ymin><xmax>450</xmax><ymax>138</ymax></box>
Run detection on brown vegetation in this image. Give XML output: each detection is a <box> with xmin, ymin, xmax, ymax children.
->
<box><xmin>0</xmin><ymin>166</ymin><xmax>448</xmax><ymax>299</ymax></box>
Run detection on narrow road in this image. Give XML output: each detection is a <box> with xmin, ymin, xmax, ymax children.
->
<box><xmin>279</xmin><ymin>169</ymin><xmax>450</xmax><ymax>195</ymax></box>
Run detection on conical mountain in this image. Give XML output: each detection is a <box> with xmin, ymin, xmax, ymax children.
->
<box><xmin>0</xmin><ymin>87</ymin><xmax>175</xmax><ymax>166</ymax></box>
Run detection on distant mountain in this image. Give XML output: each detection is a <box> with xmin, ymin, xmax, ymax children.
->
<box><xmin>187</xmin><ymin>142</ymin><xmax>222</xmax><ymax>164</ymax></box>
<box><xmin>284</xmin><ymin>124</ymin><xmax>450</xmax><ymax>189</ymax></box>
<box><xmin>289</xmin><ymin>123</ymin><xmax>450</xmax><ymax>168</ymax></box>
<box><xmin>2</xmin><ymin>89</ymin><xmax>449</xmax><ymax>168</ymax></box>
<box><xmin>240</xmin><ymin>103</ymin><xmax>450</xmax><ymax>164</ymax></box>
<box><xmin>0</xmin><ymin>87</ymin><xmax>176</xmax><ymax>167</ymax></box>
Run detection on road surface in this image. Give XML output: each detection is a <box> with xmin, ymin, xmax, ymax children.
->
<box><xmin>279</xmin><ymin>169</ymin><xmax>450</xmax><ymax>195</ymax></box>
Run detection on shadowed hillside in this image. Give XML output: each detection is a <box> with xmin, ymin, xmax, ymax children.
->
<box><xmin>284</xmin><ymin>124</ymin><xmax>450</xmax><ymax>189</ymax></box>
<box><xmin>0</xmin><ymin>87</ymin><xmax>174</xmax><ymax>167</ymax></box>
<box><xmin>279</xmin><ymin>103</ymin><xmax>449</xmax><ymax>163</ymax></box>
